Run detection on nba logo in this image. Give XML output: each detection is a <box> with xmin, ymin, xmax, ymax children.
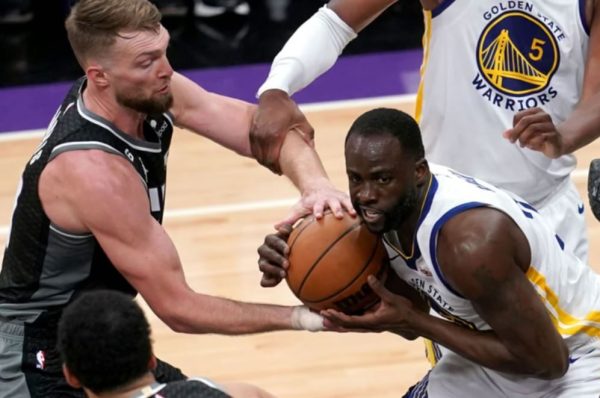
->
<box><xmin>36</xmin><ymin>350</ymin><xmax>46</xmax><ymax>370</ymax></box>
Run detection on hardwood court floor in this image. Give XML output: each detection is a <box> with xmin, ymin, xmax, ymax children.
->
<box><xmin>0</xmin><ymin>98</ymin><xmax>598</xmax><ymax>397</ymax></box>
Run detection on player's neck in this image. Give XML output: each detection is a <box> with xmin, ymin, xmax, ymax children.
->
<box><xmin>82</xmin><ymin>86</ymin><xmax>145</xmax><ymax>139</ymax></box>
<box><xmin>88</xmin><ymin>372</ymin><xmax>157</xmax><ymax>398</ymax></box>
<box><xmin>392</xmin><ymin>173</ymin><xmax>432</xmax><ymax>253</ymax></box>
<box><xmin>420</xmin><ymin>0</ymin><xmax>444</xmax><ymax>11</ymax></box>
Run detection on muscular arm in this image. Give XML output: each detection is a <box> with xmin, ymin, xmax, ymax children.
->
<box><xmin>169</xmin><ymin>72</ymin><xmax>255</xmax><ymax>156</ymax></box>
<box><xmin>169</xmin><ymin>73</ymin><xmax>352</xmax><ymax>219</ymax></box>
<box><xmin>39</xmin><ymin>150</ymin><xmax>299</xmax><ymax>335</ymax></box>
<box><xmin>506</xmin><ymin>0</ymin><xmax>600</xmax><ymax>155</ymax></box>
<box><xmin>411</xmin><ymin>208</ymin><xmax>568</xmax><ymax>378</ymax></box>
<box><xmin>557</xmin><ymin>0</ymin><xmax>600</xmax><ymax>153</ymax></box>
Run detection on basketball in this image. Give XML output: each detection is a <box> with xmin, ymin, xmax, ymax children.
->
<box><xmin>285</xmin><ymin>212</ymin><xmax>389</xmax><ymax>314</ymax></box>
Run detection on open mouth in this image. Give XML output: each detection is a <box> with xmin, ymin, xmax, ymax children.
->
<box><xmin>157</xmin><ymin>84</ymin><xmax>170</xmax><ymax>94</ymax></box>
<box><xmin>360</xmin><ymin>206</ymin><xmax>383</xmax><ymax>224</ymax></box>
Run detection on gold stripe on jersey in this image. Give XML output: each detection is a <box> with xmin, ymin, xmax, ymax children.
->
<box><xmin>527</xmin><ymin>266</ymin><xmax>600</xmax><ymax>337</ymax></box>
<box><xmin>424</xmin><ymin>338</ymin><xmax>438</xmax><ymax>367</ymax></box>
<box><xmin>415</xmin><ymin>10</ymin><xmax>432</xmax><ymax>123</ymax></box>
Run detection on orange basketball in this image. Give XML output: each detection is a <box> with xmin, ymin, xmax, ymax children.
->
<box><xmin>286</xmin><ymin>212</ymin><xmax>389</xmax><ymax>314</ymax></box>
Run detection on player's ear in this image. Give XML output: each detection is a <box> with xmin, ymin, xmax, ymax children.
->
<box><xmin>62</xmin><ymin>364</ymin><xmax>82</xmax><ymax>389</ymax></box>
<box><xmin>86</xmin><ymin>63</ymin><xmax>110</xmax><ymax>88</ymax></box>
<box><xmin>415</xmin><ymin>158</ymin><xmax>429</xmax><ymax>186</ymax></box>
<box><xmin>148</xmin><ymin>353</ymin><xmax>158</xmax><ymax>371</ymax></box>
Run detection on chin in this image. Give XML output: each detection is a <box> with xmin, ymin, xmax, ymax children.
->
<box><xmin>363</xmin><ymin>221</ymin><xmax>386</xmax><ymax>235</ymax></box>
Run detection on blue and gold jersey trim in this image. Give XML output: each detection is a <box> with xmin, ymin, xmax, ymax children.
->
<box><xmin>415</xmin><ymin>10</ymin><xmax>432</xmax><ymax>124</ymax></box>
<box><xmin>527</xmin><ymin>266</ymin><xmax>600</xmax><ymax>337</ymax></box>
<box><xmin>579</xmin><ymin>0</ymin><xmax>590</xmax><ymax>35</ymax></box>
<box><xmin>431</xmin><ymin>0</ymin><xmax>455</xmax><ymax>18</ymax></box>
<box><xmin>383</xmin><ymin>175</ymin><xmax>437</xmax><ymax>264</ymax></box>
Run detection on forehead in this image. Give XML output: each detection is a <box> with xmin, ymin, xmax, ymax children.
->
<box><xmin>345</xmin><ymin>132</ymin><xmax>403</xmax><ymax>165</ymax></box>
<box><xmin>112</xmin><ymin>24</ymin><xmax>170</xmax><ymax>55</ymax></box>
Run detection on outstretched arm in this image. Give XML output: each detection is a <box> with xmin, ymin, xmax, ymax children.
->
<box><xmin>504</xmin><ymin>0</ymin><xmax>600</xmax><ymax>156</ymax></box>
<box><xmin>169</xmin><ymin>72</ymin><xmax>353</xmax><ymax>222</ymax></box>
<box><xmin>39</xmin><ymin>150</ymin><xmax>323</xmax><ymax>334</ymax></box>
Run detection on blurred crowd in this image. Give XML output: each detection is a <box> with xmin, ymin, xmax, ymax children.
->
<box><xmin>0</xmin><ymin>0</ymin><xmax>292</xmax><ymax>24</ymax></box>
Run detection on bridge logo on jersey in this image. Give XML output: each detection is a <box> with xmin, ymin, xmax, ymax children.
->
<box><xmin>476</xmin><ymin>11</ymin><xmax>559</xmax><ymax>97</ymax></box>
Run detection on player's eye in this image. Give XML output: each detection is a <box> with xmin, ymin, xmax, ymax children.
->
<box><xmin>376</xmin><ymin>176</ymin><xmax>391</xmax><ymax>184</ymax></box>
<box><xmin>138</xmin><ymin>59</ymin><xmax>153</xmax><ymax>68</ymax></box>
<box><xmin>347</xmin><ymin>173</ymin><xmax>361</xmax><ymax>184</ymax></box>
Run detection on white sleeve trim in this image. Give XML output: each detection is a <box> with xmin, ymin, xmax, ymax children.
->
<box><xmin>257</xmin><ymin>5</ymin><xmax>357</xmax><ymax>97</ymax></box>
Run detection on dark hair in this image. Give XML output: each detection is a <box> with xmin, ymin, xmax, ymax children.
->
<box><xmin>346</xmin><ymin>108</ymin><xmax>425</xmax><ymax>159</ymax></box>
<box><xmin>57</xmin><ymin>290</ymin><xmax>152</xmax><ymax>394</ymax></box>
<box><xmin>65</xmin><ymin>0</ymin><xmax>161</xmax><ymax>67</ymax></box>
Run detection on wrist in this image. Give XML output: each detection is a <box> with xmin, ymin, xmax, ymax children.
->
<box><xmin>555</xmin><ymin>124</ymin><xmax>575</xmax><ymax>155</ymax></box>
<box><xmin>402</xmin><ymin>307</ymin><xmax>431</xmax><ymax>338</ymax></box>
<box><xmin>300</xmin><ymin>176</ymin><xmax>333</xmax><ymax>195</ymax></box>
<box><xmin>258</xmin><ymin>89</ymin><xmax>292</xmax><ymax>105</ymax></box>
<box><xmin>291</xmin><ymin>306</ymin><xmax>324</xmax><ymax>331</ymax></box>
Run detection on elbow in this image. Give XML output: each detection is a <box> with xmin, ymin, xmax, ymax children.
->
<box><xmin>164</xmin><ymin>315</ymin><xmax>191</xmax><ymax>334</ymax></box>
<box><xmin>536</xmin><ymin>354</ymin><xmax>569</xmax><ymax>380</ymax></box>
<box><xmin>529</xmin><ymin>344</ymin><xmax>569</xmax><ymax>380</ymax></box>
<box><xmin>150</xmin><ymin>299</ymin><xmax>195</xmax><ymax>334</ymax></box>
<box><xmin>535</xmin><ymin>363</ymin><xmax>568</xmax><ymax>380</ymax></box>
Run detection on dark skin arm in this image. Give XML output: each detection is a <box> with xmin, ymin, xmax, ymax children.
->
<box><xmin>377</xmin><ymin>270</ymin><xmax>430</xmax><ymax>340</ymax></box>
<box><xmin>503</xmin><ymin>0</ymin><xmax>600</xmax><ymax>157</ymax></box>
<box><xmin>323</xmin><ymin>208</ymin><xmax>569</xmax><ymax>379</ymax></box>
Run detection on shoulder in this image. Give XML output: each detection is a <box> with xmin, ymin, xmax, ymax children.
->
<box><xmin>436</xmin><ymin>207</ymin><xmax>527</xmax><ymax>297</ymax></box>
<box><xmin>437</xmin><ymin>206</ymin><xmax>526</xmax><ymax>261</ymax></box>
<box><xmin>42</xmin><ymin>149</ymin><xmax>143</xmax><ymax>198</ymax></box>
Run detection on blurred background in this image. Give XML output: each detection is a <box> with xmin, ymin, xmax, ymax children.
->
<box><xmin>0</xmin><ymin>0</ymin><xmax>424</xmax><ymax>133</ymax></box>
<box><xmin>0</xmin><ymin>0</ymin><xmax>423</xmax><ymax>86</ymax></box>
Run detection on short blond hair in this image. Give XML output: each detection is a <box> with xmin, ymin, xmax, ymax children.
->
<box><xmin>65</xmin><ymin>0</ymin><xmax>161</xmax><ymax>67</ymax></box>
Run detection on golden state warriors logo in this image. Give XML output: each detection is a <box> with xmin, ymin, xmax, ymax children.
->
<box><xmin>476</xmin><ymin>11</ymin><xmax>559</xmax><ymax>96</ymax></box>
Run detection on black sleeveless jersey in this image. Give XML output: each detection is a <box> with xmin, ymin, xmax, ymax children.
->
<box><xmin>132</xmin><ymin>379</ymin><xmax>231</xmax><ymax>398</ymax></box>
<box><xmin>0</xmin><ymin>77</ymin><xmax>174</xmax><ymax>323</ymax></box>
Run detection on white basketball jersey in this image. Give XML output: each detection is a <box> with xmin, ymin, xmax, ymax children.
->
<box><xmin>416</xmin><ymin>0</ymin><xmax>589</xmax><ymax>205</ymax></box>
<box><xmin>385</xmin><ymin>164</ymin><xmax>600</xmax><ymax>395</ymax></box>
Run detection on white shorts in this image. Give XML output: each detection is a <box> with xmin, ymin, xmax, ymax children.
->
<box><xmin>536</xmin><ymin>178</ymin><xmax>588</xmax><ymax>263</ymax></box>
<box><xmin>419</xmin><ymin>340</ymin><xmax>600</xmax><ymax>397</ymax></box>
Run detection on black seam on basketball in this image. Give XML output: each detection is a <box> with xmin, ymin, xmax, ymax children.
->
<box><xmin>288</xmin><ymin>210</ymin><xmax>335</xmax><ymax>250</ymax></box>
<box><xmin>302</xmin><ymin>236</ymin><xmax>382</xmax><ymax>304</ymax></box>
<box><xmin>297</xmin><ymin>220</ymin><xmax>362</xmax><ymax>298</ymax></box>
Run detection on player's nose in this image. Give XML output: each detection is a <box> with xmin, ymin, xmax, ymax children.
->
<box><xmin>158</xmin><ymin>55</ymin><xmax>174</xmax><ymax>78</ymax></box>
<box><xmin>356</xmin><ymin>183</ymin><xmax>378</xmax><ymax>205</ymax></box>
